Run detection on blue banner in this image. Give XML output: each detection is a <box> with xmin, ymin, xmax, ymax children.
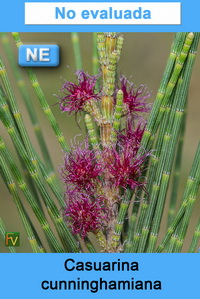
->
<box><xmin>0</xmin><ymin>0</ymin><xmax>199</xmax><ymax>32</ymax></box>
<box><xmin>0</xmin><ymin>253</ymin><xmax>199</xmax><ymax>298</ymax></box>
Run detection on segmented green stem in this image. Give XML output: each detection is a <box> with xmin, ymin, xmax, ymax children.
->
<box><xmin>92</xmin><ymin>33</ymin><xmax>99</xmax><ymax>76</ymax></box>
<box><xmin>131</xmin><ymin>33</ymin><xmax>187</xmax><ymax>251</ymax></box>
<box><xmin>167</xmin><ymin>219</ymin><xmax>184</xmax><ymax>253</ymax></box>
<box><xmin>0</xmin><ymin>217</ymin><xmax>16</xmax><ymax>253</ymax></box>
<box><xmin>0</xmin><ymin>87</ymin><xmax>64</xmax><ymax>208</ymax></box>
<box><xmin>145</xmin><ymin>87</ymin><xmax>183</xmax><ymax>253</ymax></box>
<box><xmin>125</xmin><ymin>213</ymin><xmax>137</xmax><ymax>252</ymax></box>
<box><xmin>106</xmin><ymin>51</ymin><xmax>118</xmax><ymax>97</ymax></box>
<box><xmin>0</xmin><ymin>58</ymin><xmax>37</xmax><ymax>162</ymax></box>
<box><xmin>0</xmin><ymin>155</ymin><xmax>41</xmax><ymax>253</ymax></box>
<box><xmin>138</xmin><ymin>33</ymin><xmax>187</xmax><ymax>155</ymax></box>
<box><xmin>136</xmin><ymin>33</ymin><xmax>195</xmax><ymax>253</ymax></box>
<box><xmin>110</xmin><ymin>90</ymin><xmax>123</xmax><ymax>143</ymax></box>
<box><xmin>0</xmin><ymin>107</ymin><xmax>79</xmax><ymax>252</ymax></box>
<box><xmin>94</xmin><ymin>230</ymin><xmax>107</xmax><ymax>251</ymax></box>
<box><xmin>189</xmin><ymin>218</ymin><xmax>200</xmax><ymax>253</ymax></box>
<box><xmin>97</xmin><ymin>33</ymin><xmax>123</xmax><ymax>146</ymax></box>
<box><xmin>35</xmin><ymin>154</ymin><xmax>65</xmax><ymax>207</ymax></box>
<box><xmin>12</xmin><ymin>32</ymin><xmax>69</xmax><ymax>152</ymax></box>
<box><xmin>167</xmin><ymin>108</ymin><xmax>187</xmax><ymax>226</ymax></box>
<box><xmin>111</xmin><ymin>189</ymin><xmax>132</xmax><ymax>248</ymax></box>
<box><xmin>0</xmin><ymin>59</ymin><xmax>49</xmax><ymax>210</ymax></box>
<box><xmin>173</xmin><ymin>147</ymin><xmax>200</xmax><ymax>252</ymax></box>
<box><xmin>97</xmin><ymin>33</ymin><xmax>106</xmax><ymax>65</ymax></box>
<box><xmin>0</xmin><ymin>86</ymin><xmax>44</xmax><ymax>209</ymax></box>
<box><xmin>0</xmin><ymin>33</ymin><xmax>55</xmax><ymax>176</ymax></box>
<box><xmin>125</xmin><ymin>193</ymin><xmax>142</xmax><ymax>253</ymax></box>
<box><xmin>71</xmin><ymin>33</ymin><xmax>82</xmax><ymax>70</ymax></box>
<box><xmin>0</xmin><ymin>136</ymin><xmax>65</xmax><ymax>253</ymax></box>
<box><xmin>152</xmin><ymin>33</ymin><xmax>193</xmax><ymax>135</ymax></box>
<box><xmin>116</xmin><ymin>35</ymin><xmax>124</xmax><ymax>58</ymax></box>
<box><xmin>85</xmin><ymin>114</ymin><xmax>100</xmax><ymax>152</ymax></box>
<box><xmin>146</xmin><ymin>34</ymin><xmax>199</xmax><ymax>253</ymax></box>
<box><xmin>84</xmin><ymin>237</ymin><xmax>97</xmax><ymax>253</ymax></box>
<box><xmin>156</xmin><ymin>142</ymin><xmax>200</xmax><ymax>252</ymax></box>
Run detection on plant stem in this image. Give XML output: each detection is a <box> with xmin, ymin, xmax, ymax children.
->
<box><xmin>156</xmin><ymin>141</ymin><xmax>200</xmax><ymax>252</ymax></box>
<box><xmin>135</xmin><ymin>33</ymin><xmax>194</xmax><ymax>253</ymax></box>
<box><xmin>84</xmin><ymin>237</ymin><xmax>97</xmax><ymax>253</ymax></box>
<box><xmin>0</xmin><ymin>136</ymin><xmax>65</xmax><ymax>253</ymax></box>
<box><xmin>146</xmin><ymin>33</ymin><xmax>199</xmax><ymax>252</ymax></box>
<box><xmin>0</xmin><ymin>154</ymin><xmax>41</xmax><ymax>253</ymax></box>
<box><xmin>131</xmin><ymin>33</ymin><xmax>186</xmax><ymax>251</ymax></box>
<box><xmin>173</xmin><ymin>145</ymin><xmax>200</xmax><ymax>252</ymax></box>
<box><xmin>189</xmin><ymin>218</ymin><xmax>200</xmax><ymax>253</ymax></box>
<box><xmin>125</xmin><ymin>196</ymin><xmax>141</xmax><ymax>252</ymax></box>
<box><xmin>0</xmin><ymin>33</ymin><xmax>55</xmax><ymax>177</ymax></box>
<box><xmin>71</xmin><ymin>33</ymin><xmax>82</xmax><ymax>70</ymax></box>
<box><xmin>92</xmin><ymin>33</ymin><xmax>99</xmax><ymax>75</ymax></box>
<box><xmin>138</xmin><ymin>33</ymin><xmax>187</xmax><ymax>155</ymax></box>
<box><xmin>111</xmin><ymin>189</ymin><xmax>132</xmax><ymax>249</ymax></box>
<box><xmin>110</xmin><ymin>90</ymin><xmax>123</xmax><ymax>143</ymax></box>
<box><xmin>0</xmin><ymin>106</ymin><xmax>80</xmax><ymax>252</ymax></box>
<box><xmin>0</xmin><ymin>217</ymin><xmax>16</xmax><ymax>253</ymax></box>
<box><xmin>12</xmin><ymin>32</ymin><xmax>69</xmax><ymax>152</ymax></box>
<box><xmin>167</xmin><ymin>107</ymin><xmax>187</xmax><ymax>226</ymax></box>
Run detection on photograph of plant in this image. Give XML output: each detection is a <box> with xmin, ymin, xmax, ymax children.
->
<box><xmin>0</xmin><ymin>32</ymin><xmax>199</xmax><ymax>253</ymax></box>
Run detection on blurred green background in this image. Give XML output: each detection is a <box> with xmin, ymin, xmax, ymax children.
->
<box><xmin>0</xmin><ymin>33</ymin><xmax>199</xmax><ymax>252</ymax></box>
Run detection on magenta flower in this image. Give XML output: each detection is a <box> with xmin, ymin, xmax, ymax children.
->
<box><xmin>104</xmin><ymin>144</ymin><xmax>149</xmax><ymax>190</ymax></box>
<box><xmin>120</xmin><ymin>76</ymin><xmax>151</xmax><ymax>115</ymax></box>
<box><xmin>118</xmin><ymin>118</ymin><xmax>146</xmax><ymax>154</ymax></box>
<box><xmin>61</xmin><ymin>142</ymin><xmax>102</xmax><ymax>192</ymax></box>
<box><xmin>64</xmin><ymin>192</ymin><xmax>109</xmax><ymax>238</ymax></box>
<box><xmin>59</xmin><ymin>70</ymin><xmax>100</xmax><ymax>115</ymax></box>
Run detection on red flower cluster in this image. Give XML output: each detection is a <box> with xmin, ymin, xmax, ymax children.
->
<box><xmin>61</xmin><ymin>143</ymin><xmax>102</xmax><ymax>192</ymax></box>
<box><xmin>61</xmin><ymin>141</ymin><xmax>110</xmax><ymax>239</ymax></box>
<box><xmin>59</xmin><ymin>70</ymin><xmax>100</xmax><ymax>115</ymax></box>
<box><xmin>120</xmin><ymin>76</ymin><xmax>151</xmax><ymax>115</ymax></box>
<box><xmin>104</xmin><ymin>144</ymin><xmax>149</xmax><ymax>190</ymax></box>
<box><xmin>59</xmin><ymin>70</ymin><xmax>152</xmax><ymax>239</ymax></box>
<box><xmin>118</xmin><ymin>119</ymin><xmax>146</xmax><ymax>154</ymax></box>
<box><xmin>64</xmin><ymin>192</ymin><xmax>109</xmax><ymax>238</ymax></box>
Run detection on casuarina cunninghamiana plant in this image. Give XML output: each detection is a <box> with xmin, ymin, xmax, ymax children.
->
<box><xmin>0</xmin><ymin>32</ymin><xmax>199</xmax><ymax>253</ymax></box>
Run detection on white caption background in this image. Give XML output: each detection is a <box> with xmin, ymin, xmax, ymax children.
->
<box><xmin>25</xmin><ymin>2</ymin><xmax>181</xmax><ymax>25</ymax></box>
